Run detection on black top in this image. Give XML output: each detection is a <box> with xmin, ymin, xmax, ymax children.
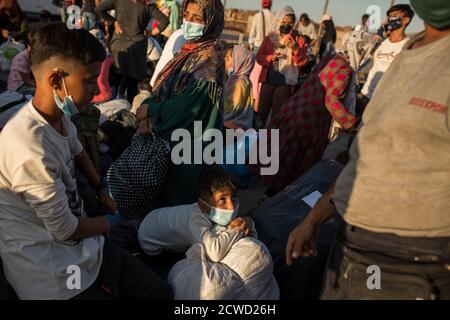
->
<box><xmin>96</xmin><ymin>0</ymin><xmax>170</xmax><ymax>79</ymax></box>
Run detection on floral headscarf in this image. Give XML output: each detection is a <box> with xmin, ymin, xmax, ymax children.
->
<box><xmin>152</xmin><ymin>0</ymin><xmax>225</xmax><ymax>104</ymax></box>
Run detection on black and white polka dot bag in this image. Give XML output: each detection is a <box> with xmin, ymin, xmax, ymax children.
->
<box><xmin>107</xmin><ymin>133</ymin><xmax>170</xmax><ymax>221</ymax></box>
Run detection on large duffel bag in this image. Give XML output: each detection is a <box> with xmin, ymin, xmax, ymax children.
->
<box><xmin>249</xmin><ymin>159</ymin><xmax>344</xmax><ymax>299</ymax></box>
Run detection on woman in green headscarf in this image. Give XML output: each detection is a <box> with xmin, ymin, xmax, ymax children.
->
<box><xmin>137</xmin><ymin>0</ymin><xmax>225</xmax><ymax>206</ymax></box>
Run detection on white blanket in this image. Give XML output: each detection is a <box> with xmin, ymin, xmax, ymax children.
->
<box><xmin>168</xmin><ymin>237</ymin><xmax>280</xmax><ymax>300</ymax></box>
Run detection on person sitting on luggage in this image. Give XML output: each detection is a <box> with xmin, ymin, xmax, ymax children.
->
<box><xmin>138</xmin><ymin>165</ymin><xmax>256</xmax><ymax>262</ymax></box>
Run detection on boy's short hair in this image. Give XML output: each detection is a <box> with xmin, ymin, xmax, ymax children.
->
<box><xmin>196</xmin><ymin>165</ymin><xmax>237</xmax><ymax>200</ymax></box>
<box><xmin>30</xmin><ymin>22</ymin><xmax>106</xmax><ymax>71</ymax></box>
<box><xmin>387</xmin><ymin>4</ymin><xmax>415</xmax><ymax>22</ymax></box>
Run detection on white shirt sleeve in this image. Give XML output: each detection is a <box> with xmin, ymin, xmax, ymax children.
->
<box><xmin>201</xmin><ymin>228</ymin><xmax>245</xmax><ymax>263</ymax></box>
<box><xmin>189</xmin><ymin>213</ymin><xmax>245</xmax><ymax>263</ymax></box>
<box><xmin>11</xmin><ymin>156</ymin><xmax>79</xmax><ymax>242</ymax></box>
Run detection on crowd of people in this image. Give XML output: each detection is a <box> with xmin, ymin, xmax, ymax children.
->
<box><xmin>0</xmin><ymin>0</ymin><xmax>448</xmax><ymax>300</ymax></box>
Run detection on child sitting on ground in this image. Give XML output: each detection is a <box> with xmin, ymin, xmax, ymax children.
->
<box><xmin>137</xmin><ymin>165</ymin><xmax>280</xmax><ymax>300</ymax></box>
<box><xmin>138</xmin><ymin>165</ymin><xmax>255</xmax><ymax>262</ymax></box>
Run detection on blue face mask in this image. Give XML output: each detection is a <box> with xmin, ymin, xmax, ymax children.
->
<box><xmin>227</xmin><ymin>68</ymin><xmax>234</xmax><ymax>78</ymax></box>
<box><xmin>54</xmin><ymin>76</ymin><xmax>79</xmax><ymax>117</ymax></box>
<box><xmin>181</xmin><ymin>19</ymin><xmax>205</xmax><ymax>41</ymax></box>
<box><xmin>200</xmin><ymin>199</ymin><xmax>239</xmax><ymax>226</ymax></box>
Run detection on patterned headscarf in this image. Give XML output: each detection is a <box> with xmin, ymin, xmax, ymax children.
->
<box><xmin>152</xmin><ymin>0</ymin><xmax>225</xmax><ymax>103</ymax></box>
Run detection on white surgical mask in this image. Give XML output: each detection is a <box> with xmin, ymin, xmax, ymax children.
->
<box><xmin>181</xmin><ymin>19</ymin><xmax>205</xmax><ymax>41</ymax></box>
<box><xmin>200</xmin><ymin>199</ymin><xmax>239</xmax><ymax>226</ymax></box>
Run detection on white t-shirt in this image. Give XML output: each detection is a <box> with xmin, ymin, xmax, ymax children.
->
<box><xmin>0</xmin><ymin>102</ymin><xmax>104</xmax><ymax>300</ymax></box>
<box><xmin>354</xmin><ymin>23</ymin><xmax>368</xmax><ymax>33</ymax></box>
<box><xmin>150</xmin><ymin>29</ymin><xmax>186</xmax><ymax>87</ymax></box>
<box><xmin>249</xmin><ymin>9</ymin><xmax>277</xmax><ymax>49</ymax></box>
<box><xmin>138</xmin><ymin>203</ymin><xmax>257</xmax><ymax>263</ymax></box>
<box><xmin>298</xmin><ymin>23</ymin><xmax>318</xmax><ymax>41</ymax></box>
<box><xmin>361</xmin><ymin>37</ymin><xmax>409</xmax><ymax>99</ymax></box>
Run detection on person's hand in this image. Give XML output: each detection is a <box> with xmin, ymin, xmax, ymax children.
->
<box><xmin>136</xmin><ymin>103</ymin><xmax>152</xmax><ymax>135</ymax></box>
<box><xmin>286</xmin><ymin>36</ymin><xmax>299</xmax><ymax>50</ymax></box>
<box><xmin>228</xmin><ymin>217</ymin><xmax>253</xmax><ymax>236</ymax></box>
<box><xmin>114</xmin><ymin>21</ymin><xmax>123</xmax><ymax>34</ymax></box>
<box><xmin>285</xmin><ymin>218</ymin><xmax>320</xmax><ymax>266</ymax></box>
<box><xmin>97</xmin><ymin>189</ymin><xmax>118</xmax><ymax>215</ymax></box>
<box><xmin>276</xmin><ymin>50</ymin><xmax>287</xmax><ymax>59</ymax></box>
<box><xmin>151</xmin><ymin>28</ymin><xmax>161</xmax><ymax>37</ymax></box>
<box><xmin>1</xmin><ymin>29</ymin><xmax>10</xmax><ymax>39</ymax></box>
<box><xmin>345</xmin><ymin>123</ymin><xmax>358</xmax><ymax>134</ymax></box>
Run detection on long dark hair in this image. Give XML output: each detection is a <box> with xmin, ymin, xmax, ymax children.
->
<box><xmin>322</xmin><ymin>20</ymin><xmax>336</xmax><ymax>44</ymax></box>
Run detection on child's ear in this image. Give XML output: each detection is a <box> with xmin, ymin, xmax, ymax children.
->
<box><xmin>48</xmin><ymin>72</ymin><xmax>62</xmax><ymax>91</ymax></box>
<box><xmin>48</xmin><ymin>69</ymin><xmax>67</xmax><ymax>91</ymax></box>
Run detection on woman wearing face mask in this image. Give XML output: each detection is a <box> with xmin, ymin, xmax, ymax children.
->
<box><xmin>256</xmin><ymin>6</ymin><xmax>309</xmax><ymax>127</ymax></box>
<box><xmin>136</xmin><ymin>0</ymin><xmax>225</xmax><ymax>207</ymax></box>
<box><xmin>223</xmin><ymin>45</ymin><xmax>255</xmax><ymax>130</ymax></box>
<box><xmin>252</xmin><ymin>37</ymin><xmax>372</xmax><ymax>198</ymax></box>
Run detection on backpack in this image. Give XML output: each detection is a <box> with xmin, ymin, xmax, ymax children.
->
<box><xmin>107</xmin><ymin>133</ymin><xmax>170</xmax><ymax>221</ymax></box>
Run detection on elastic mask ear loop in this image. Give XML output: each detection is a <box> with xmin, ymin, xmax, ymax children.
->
<box><xmin>61</xmin><ymin>76</ymin><xmax>69</xmax><ymax>97</ymax></box>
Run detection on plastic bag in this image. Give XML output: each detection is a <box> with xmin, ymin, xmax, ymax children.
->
<box><xmin>0</xmin><ymin>38</ymin><xmax>25</xmax><ymax>71</ymax></box>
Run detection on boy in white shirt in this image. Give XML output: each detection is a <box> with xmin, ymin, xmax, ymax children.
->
<box><xmin>361</xmin><ymin>4</ymin><xmax>414</xmax><ymax>102</ymax></box>
<box><xmin>0</xmin><ymin>23</ymin><xmax>170</xmax><ymax>300</ymax></box>
<box><xmin>138</xmin><ymin>165</ymin><xmax>255</xmax><ymax>263</ymax></box>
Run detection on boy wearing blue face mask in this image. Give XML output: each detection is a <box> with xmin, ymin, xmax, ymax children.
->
<box><xmin>0</xmin><ymin>23</ymin><xmax>171</xmax><ymax>300</ymax></box>
<box><xmin>138</xmin><ymin>165</ymin><xmax>256</xmax><ymax>263</ymax></box>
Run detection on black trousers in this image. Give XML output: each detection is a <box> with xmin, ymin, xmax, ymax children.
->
<box><xmin>321</xmin><ymin>213</ymin><xmax>450</xmax><ymax>300</ymax></box>
<box><xmin>72</xmin><ymin>239</ymin><xmax>172</xmax><ymax>300</ymax></box>
<box><xmin>1</xmin><ymin>239</ymin><xmax>171</xmax><ymax>300</ymax></box>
